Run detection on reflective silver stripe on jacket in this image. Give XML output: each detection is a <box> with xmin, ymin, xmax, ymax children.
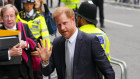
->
<box><xmin>34</xmin><ymin>33</ymin><xmax>40</xmax><ymax>36</ymax></box>
<box><xmin>32</xmin><ymin>25</ymin><xmax>39</xmax><ymax>29</ymax></box>
<box><xmin>33</xmin><ymin>20</ymin><xmax>41</xmax><ymax>24</ymax></box>
<box><xmin>42</xmin><ymin>36</ymin><xmax>50</xmax><ymax>39</ymax></box>
<box><xmin>30</xmin><ymin>28</ymin><xmax>39</xmax><ymax>31</ymax></box>
<box><xmin>42</xmin><ymin>29</ymin><xmax>48</xmax><ymax>32</ymax></box>
<box><xmin>66</xmin><ymin>0</ymin><xmax>71</xmax><ymax>2</ymax></box>
<box><xmin>65</xmin><ymin>3</ymin><xmax>78</xmax><ymax>5</ymax></box>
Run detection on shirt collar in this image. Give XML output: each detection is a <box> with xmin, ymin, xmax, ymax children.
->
<box><xmin>5</xmin><ymin>24</ymin><xmax>17</xmax><ymax>30</ymax></box>
<box><xmin>66</xmin><ymin>28</ymin><xmax>78</xmax><ymax>43</ymax></box>
<box><xmin>26</xmin><ymin>9</ymin><xmax>34</xmax><ymax>16</ymax></box>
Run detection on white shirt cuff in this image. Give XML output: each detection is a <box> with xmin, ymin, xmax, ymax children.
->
<box><xmin>25</xmin><ymin>43</ymin><xmax>30</xmax><ymax>50</ymax></box>
<box><xmin>8</xmin><ymin>50</ymin><xmax>11</xmax><ymax>60</ymax></box>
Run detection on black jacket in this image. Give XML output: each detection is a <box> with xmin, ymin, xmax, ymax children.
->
<box><xmin>41</xmin><ymin>30</ymin><xmax>115</xmax><ymax>79</ymax></box>
<box><xmin>0</xmin><ymin>23</ymin><xmax>37</xmax><ymax>79</ymax></box>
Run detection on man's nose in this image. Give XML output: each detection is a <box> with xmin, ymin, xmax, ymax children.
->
<box><xmin>8</xmin><ymin>16</ymin><xmax>11</xmax><ymax>20</ymax></box>
<box><xmin>8</xmin><ymin>16</ymin><xmax>12</xmax><ymax>20</ymax></box>
<box><xmin>60</xmin><ymin>25</ymin><xmax>65</xmax><ymax>30</ymax></box>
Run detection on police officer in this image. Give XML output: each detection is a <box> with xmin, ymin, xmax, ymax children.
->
<box><xmin>61</xmin><ymin>0</ymin><xmax>80</xmax><ymax>11</ymax></box>
<box><xmin>16</xmin><ymin>0</ymin><xmax>51</xmax><ymax>79</ymax></box>
<box><xmin>76</xmin><ymin>1</ymin><xmax>110</xmax><ymax>79</ymax></box>
<box><xmin>76</xmin><ymin>1</ymin><xmax>110</xmax><ymax>61</ymax></box>
<box><xmin>17</xmin><ymin>0</ymin><xmax>51</xmax><ymax>48</ymax></box>
<box><xmin>92</xmin><ymin>0</ymin><xmax>105</xmax><ymax>28</ymax></box>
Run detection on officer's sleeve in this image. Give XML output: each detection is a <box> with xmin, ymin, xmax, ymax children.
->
<box><xmin>40</xmin><ymin>16</ymin><xmax>51</xmax><ymax>49</ymax></box>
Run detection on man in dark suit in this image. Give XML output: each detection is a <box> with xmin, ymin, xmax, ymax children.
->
<box><xmin>37</xmin><ymin>6</ymin><xmax>115</xmax><ymax>79</ymax></box>
<box><xmin>0</xmin><ymin>4</ymin><xmax>37</xmax><ymax>79</ymax></box>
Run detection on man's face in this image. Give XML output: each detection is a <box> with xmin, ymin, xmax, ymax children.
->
<box><xmin>2</xmin><ymin>7</ymin><xmax>17</xmax><ymax>29</ymax></box>
<box><xmin>55</xmin><ymin>13</ymin><xmax>76</xmax><ymax>39</ymax></box>
<box><xmin>23</xmin><ymin>3</ymin><xmax>34</xmax><ymax>12</ymax></box>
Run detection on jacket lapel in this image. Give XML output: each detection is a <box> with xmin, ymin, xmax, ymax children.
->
<box><xmin>62</xmin><ymin>38</ymin><xmax>66</xmax><ymax>79</ymax></box>
<box><xmin>57</xmin><ymin>37</ymin><xmax>66</xmax><ymax>79</ymax></box>
<box><xmin>73</xmin><ymin>30</ymin><xmax>83</xmax><ymax>74</ymax></box>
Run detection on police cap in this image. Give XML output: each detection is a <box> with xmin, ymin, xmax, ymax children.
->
<box><xmin>21</xmin><ymin>0</ymin><xmax>35</xmax><ymax>3</ymax></box>
<box><xmin>76</xmin><ymin>1</ymin><xmax>97</xmax><ymax>25</ymax></box>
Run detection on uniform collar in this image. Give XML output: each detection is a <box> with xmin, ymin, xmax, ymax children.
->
<box><xmin>26</xmin><ymin>9</ymin><xmax>34</xmax><ymax>16</ymax></box>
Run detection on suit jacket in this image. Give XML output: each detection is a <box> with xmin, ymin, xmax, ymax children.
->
<box><xmin>41</xmin><ymin>30</ymin><xmax>115</xmax><ymax>79</ymax></box>
<box><xmin>0</xmin><ymin>23</ymin><xmax>37</xmax><ymax>79</ymax></box>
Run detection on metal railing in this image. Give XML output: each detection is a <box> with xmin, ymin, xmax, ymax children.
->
<box><xmin>110</xmin><ymin>57</ymin><xmax>127</xmax><ymax>79</ymax></box>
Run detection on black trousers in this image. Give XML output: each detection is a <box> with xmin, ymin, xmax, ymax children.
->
<box><xmin>58</xmin><ymin>0</ymin><xmax>61</xmax><ymax>6</ymax></box>
<box><xmin>92</xmin><ymin>0</ymin><xmax>104</xmax><ymax>25</ymax></box>
<box><xmin>0</xmin><ymin>64</ymin><xmax>29</xmax><ymax>79</ymax></box>
<box><xmin>46</xmin><ymin>0</ymin><xmax>53</xmax><ymax>7</ymax></box>
<box><xmin>33</xmin><ymin>70</ymin><xmax>43</xmax><ymax>79</ymax></box>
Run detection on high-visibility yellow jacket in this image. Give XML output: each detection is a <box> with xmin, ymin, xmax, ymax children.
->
<box><xmin>16</xmin><ymin>10</ymin><xmax>51</xmax><ymax>49</ymax></box>
<box><xmin>61</xmin><ymin>0</ymin><xmax>80</xmax><ymax>9</ymax></box>
<box><xmin>79</xmin><ymin>24</ymin><xmax>110</xmax><ymax>61</ymax></box>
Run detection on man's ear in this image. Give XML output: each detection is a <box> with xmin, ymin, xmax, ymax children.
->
<box><xmin>80</xmin><ymin>18</ymin><xmax>87</xmax><ymax>25</ymax></box>
<box><xmin>72</xmin><ymin>17</ymin><xmax>75</xmax><ymax>22</ymax></box>
<box><xmin>71</xmin><ymin>17</ymin><xmax>76</xmax><ymax>25</ymax></box>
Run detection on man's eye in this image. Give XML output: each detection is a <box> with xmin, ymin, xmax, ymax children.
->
<box><xmin>63</xmin><ymin>22</ymin><xmax>67</xmax><ymax>25</ymax></box>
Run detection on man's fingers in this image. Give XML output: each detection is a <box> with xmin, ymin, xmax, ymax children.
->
<box><xmin>14</xmin><ymin>43</ymin><xmax>21</xmax><ymax>48</ymax></box>
<box><xmin>37</xmin><ymin>48</ymin><xmax>42</xmax><ymax>58</ymax></box>
<box><xmin>37</xmin><ymin>43</ymin><xmax>41</xmax><ymax>49</ymax></box>
<box><xmin>19</xmin><ymin>48</ymin><xmax>22</xmax><ymax>52</ymax></box>
<box><xmin>40</xmin><ymin>39</ymin><xmax>44</xmax><ymax>48</ymax></box>
<box><xmin>36</xmin><ymin>48</ymin><xmax>40</xmax><ymax>53</ymax></box>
